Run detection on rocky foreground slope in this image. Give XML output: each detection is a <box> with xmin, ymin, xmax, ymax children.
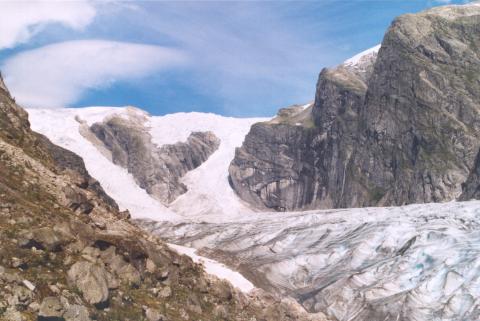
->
<box><xmin>0</xmin><ymin>77</ymin><xmax>326</xmax><ymax>320</ymax></box>
<box><xmin>229</xmin><ymin>3</ymin><xmax>480</xmax><ymax>211</ymax></box>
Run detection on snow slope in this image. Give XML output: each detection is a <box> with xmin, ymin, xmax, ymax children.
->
<box><xmin>343</xmin><ymin>44</ymin><xmax>381</xmax><ymax>67</ymax></box>
<box><xmin>147</xmin><ymin>112</ymin><xmax>268</xmax><ymax>221</ymax></box>
<box><xmin>168</xmin><ymin>243</ymin><xmax>255</xmax><ymax>293</ymax></box>
<box><xmin>28</xmin><ymin>107</ymin><xmax>179</xmax><ymax>221</ymax></box>
<box><xmin>27</xmin><ymin>107</ymin><xmax>267</xmax><ymax>222</ymax></box>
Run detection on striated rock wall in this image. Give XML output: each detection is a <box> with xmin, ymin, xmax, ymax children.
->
<box><xmin>229</xmin><ymin>118</ymin><xmax>318</xmax><ymax>211</ymax></box>
<box><xmin>229</xmin><ymin>3</ymin><xmax>480</xmax><ymax>211</ymax></box>
<box><xmin>90</xmin><ymin>115</ymin><xmax>220</xmax><ymax>204</ymax></box>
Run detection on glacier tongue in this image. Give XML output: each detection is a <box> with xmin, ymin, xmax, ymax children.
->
<box><xmin>139</xmin><ymin>201</ymin><xmax>480</xmax><ymax>321</ymax></box>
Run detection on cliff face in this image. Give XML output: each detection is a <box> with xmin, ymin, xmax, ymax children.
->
<box><xmin>349</xmin><ymin>5</ymin><xmax>480</xmax><ymax>206</ymax></box>
<box><xmin>229</xmin><ymin>3</ymin><xmax>480</xmax><ymax>211</ymax></box>
<box><xmin>0</xmin><ymin>76</ymin><xmax>326</xmax><ymax>321</ymax></box>
<box><xmin>229</xmin><ymin>46</ymin><xmax>377</xmax><ymax>211</ymax></box>
<box><xmin>229</xmin><ymin>114</ymin><xmax>318</xmax><ymax>211</ymax></box>
<box><xmin>89</xmin><ymin>115</ymin><xmax>220</xmax><ymax>204</ymax></box>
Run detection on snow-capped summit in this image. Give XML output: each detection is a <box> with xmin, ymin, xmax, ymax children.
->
<box><xmin>343</xmin><ymin>44</ymin><xmax>381</xmax><ymax>67</ymax></box>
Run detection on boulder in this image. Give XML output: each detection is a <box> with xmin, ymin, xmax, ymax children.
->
<box><xmin>63</xmin><ymin>305</ymin><xmax>91</xmax><ymax>321</ymax></box>
<box><xmin>144</xmin><ymin>308</ymin><xmax>165</xmax><ymax>321</ymax></box>
<box><xmin>38</xmin><ymin>297</ymin><xmax>65</xmax><ymax>321</ymax></box>
<box><xmin>19</xmin><ymin>226</ymin><xmax>73</xmax><ymax>252</ymax></box>
<box><xmin>67</xmin><ymin>262</ymin><xmax>109</xmax><ymax>306</ymax></box>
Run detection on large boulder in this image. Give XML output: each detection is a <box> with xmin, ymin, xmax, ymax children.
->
<box><xmin>38</xmin><ymin>297</ymin><xmax>65</xmax><ymax>321</ymax></box>
<box><xmin>19</xmin><ymin>225</ymin><xmax>73</xmax><ymax>252</ymax></box>
<box><xmin>63</xmin><ymin>305</ymin><xmax>91</xmax><ymax>321</ymax></box>
<box><xmin>67</xmin><ymin>262</ymin><xmax>110</xmax><ymax>306</ymax></box>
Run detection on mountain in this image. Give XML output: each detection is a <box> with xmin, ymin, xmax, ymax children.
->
<box><xmin>13</xmin><ymin>2</ymin><xmax>480</xmax><ymax>321</ymax></box>
<box><xmin>0</xmin><ymin>78</ymin><xmax>326</xmax><ymax>320</ymax></box>
<box><xmin>229</xmin><ymin>2</ymin><xmax>480</xmax><ymax>211</ymax></box>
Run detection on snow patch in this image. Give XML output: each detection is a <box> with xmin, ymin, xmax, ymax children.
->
<box><xmin>343</xmin><ymin>44</ymin><xmax>381</xmax><ymax>66</ymax></box>
<box><xmin>167</xmin><ymin>243</ymin><xmax>255</xmax><ymax>293</ymax></box>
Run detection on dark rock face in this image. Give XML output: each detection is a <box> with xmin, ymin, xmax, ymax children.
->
<box><xmin>459</xmin><ymin>150</ymin><xmax>480</xmax><ymax>201</ymax></box>
<box><xmin>230</xmin><ymin>4</ymin><xmax>480</xmax><ymax>211</ymax></box>
<box><xmin>90</xmin><ymin>116</ymin><xmax>220</xmax><ymax>204</ymax></box>
<box><xmin>229</xmin><ymin>121</ymin><xmax>318</xmax><ymax>211</ymax></box>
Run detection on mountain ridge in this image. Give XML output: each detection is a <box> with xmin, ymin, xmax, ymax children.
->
<box><xmin>229</xmin><ymin>2</ymin><xmax>480</xmax><ymax>211</ymax></box>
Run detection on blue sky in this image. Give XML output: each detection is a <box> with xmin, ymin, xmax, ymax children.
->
<box><xmin>0</xmin><ymin>0</ymin><xmax>471</xmax><ymax>117</ymax></box>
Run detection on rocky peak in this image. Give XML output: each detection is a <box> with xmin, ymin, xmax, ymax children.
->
<box><xmin>352</xmin><ymin>1</ymin><xmax>480</xmax><ymax>206</ymax></box>
<box><xmin>229</xmin><ymin>39</ymin><xmax>380</xmax><ymax>211</ymax></box>
<box><xmin>229</xmin><ymin>2</ymin><xmax>480</xmax><ymax>211</ymax></box>
<box><xmin>341</xmin><ymin>44</ymin><xmax>380</xmax><ymax>82</ymax></box>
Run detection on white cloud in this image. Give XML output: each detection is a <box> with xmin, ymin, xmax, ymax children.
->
<box><xmin>0</xmin><ymin>0</ymin><xmax>96</xmax><ymax>49</ymax></box>
<box><xmin>2</xmin><ymin>40</ymin><xmax>188</xmax><ymax>108</ymax></box>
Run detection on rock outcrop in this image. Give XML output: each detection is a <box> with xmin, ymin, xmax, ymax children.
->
<box><xmin>89</xmin><ymin>115</ymin><xmax>220</xmax><ymax>204</ymax></box>
<box><xmin>229</xmin><ymin>3</ymin><xmax>480</xmax><ymax>211</ymax></box>
<box><xmin>0</xmin><ymin>75</ymin><xmax>327</xmax><ymax>320</ymax></box>
<box><xmin>459</xmin><ymin>149</ymin><xmax>480</xmax><ymax>200</ymax></box>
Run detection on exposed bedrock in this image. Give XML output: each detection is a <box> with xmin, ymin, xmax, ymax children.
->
<box><xmin>90</xmin><ymin>116</ymin><xmax>220</xmax><ymax>204</ymax></box>
<box><xmin>229</xmin><ymin>4</ymin><xmax>480</xmax><ymax>211</ymax></box>
<box><xmin>459</xmin><ymin>149</ymin><xmax>480</xmax><ymax>201</ymax></box>
<box><xmin>229</xmin><ymin>43</ymin><xmax>375</xmax><ymax>211</ymax></box>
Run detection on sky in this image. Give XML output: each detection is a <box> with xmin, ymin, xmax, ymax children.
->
<box><xmin>0</xmin><ymin>0</ymin><xmax>473</xmax><ymax>117</ymax></box>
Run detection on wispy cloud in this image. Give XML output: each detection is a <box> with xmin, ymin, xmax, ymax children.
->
<box><xmin>133</xmin><ymin>2</ymin><xmax>336</xmax><ymax>114</ymax></box>
<box><xmin>2</xmin><ymin>40</ymin><xmax>188</xmax><ymax>108</ymax></box>
<box><xmin>0</xmin><ymin>0</ymin><xmax>96</xmax><ymax>50</ymax></box>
